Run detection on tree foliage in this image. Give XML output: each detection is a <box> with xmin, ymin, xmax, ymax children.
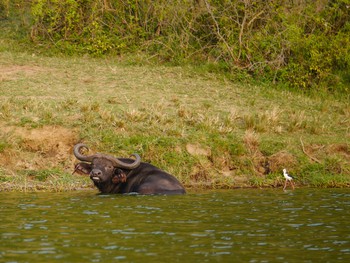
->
<box><xmin>2</xmin><ymin>0</ymin><xmax>349</xmax><ymax>92</ymax></box>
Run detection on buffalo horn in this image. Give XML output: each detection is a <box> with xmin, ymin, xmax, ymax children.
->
<box><xmin>73</xmin><ymin>143</ymin><xmax>94</xmax><ymax>162</ymax></box>
<box><xmin>73</xmin><ymin>143</ymin><xmax>141</xmax><ymax>169</ymax></box>
<box><xmin>104</xmin><ymin>153</ymin><xmax>141</xmax><ymax>169</ymax></box>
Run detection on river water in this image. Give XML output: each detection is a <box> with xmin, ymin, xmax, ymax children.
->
<box><xmin>0</xmin><ymin>189</ymin><xmax>349</xmax><ymax>262</ymax></box>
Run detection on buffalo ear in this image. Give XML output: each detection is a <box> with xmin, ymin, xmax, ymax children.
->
<box><xmin>73</xmin><ymin>162</ymin><xmax>92</xmax><ymax>175</ymax></box>
<box><xmin>112</xmin><ymin>169</ymin><xmax>127</xmax><ymax>184</ymax></box>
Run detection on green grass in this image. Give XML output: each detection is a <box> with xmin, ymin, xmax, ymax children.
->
<box><xmin>0</xmin><ymin>50</ymin><xmax>349</xmax><ymax>191</ymax></box>
<box><xmin>0</xmin><ymin>22</ymin><xmax>349</xmax><ymax>191</ymax></box>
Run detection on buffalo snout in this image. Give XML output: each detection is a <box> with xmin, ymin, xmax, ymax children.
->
<box><xmin>90</xmin><ymin>169</ymin><xmax>103</xmax><ymax>182</ymax></box>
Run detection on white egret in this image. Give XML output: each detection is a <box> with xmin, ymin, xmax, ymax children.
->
<box><xmin>283</xmin><ymin>169</ymin><xmax>295</xmax><ymax>190</ymax></box>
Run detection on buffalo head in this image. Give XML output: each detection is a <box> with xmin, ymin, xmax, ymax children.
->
<box><xmin>73</xmin><ymin>143</ymin><xmax>141</xmax><ymax>185</ymax></box>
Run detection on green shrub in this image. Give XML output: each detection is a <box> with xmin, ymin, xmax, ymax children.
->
<box><xmin>0</xmin><ymin>0</ymin><xmax>9</xmax><ymax>18</ymax></box>
<box><xmin>4</xmin><ymin>0</ymin><xmax>349</xmax><ymax>93</ymax></box>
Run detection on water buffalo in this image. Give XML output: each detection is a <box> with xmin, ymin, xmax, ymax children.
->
<box><xmin>73</xmin><ymin>143</ymin><xmax>185</xmax><ymax>195</ymax></box>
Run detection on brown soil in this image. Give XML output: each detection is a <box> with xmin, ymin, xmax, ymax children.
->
<box><xmin>0</xmin><ymin>65</ymin><xmax>47</xmax><ymax>81</ymax></box>
<box><xmin>0</xmin><ymin>125</ymin><xmax>78</xmax><ymax>172</ymax></box>
<box><xmin>267</xmin><ymin>151</ymin><xmax>298</xmax><ymax>172</ymax></box>
<box><xmin>305</xmin><ymin>143</ymin><xmax>350</xmax><ymax>161</ymax></box>
<box><xmin>186</xmin><ymin>143</ymin><xmax>211</xmax><ymax>156</ymax></box>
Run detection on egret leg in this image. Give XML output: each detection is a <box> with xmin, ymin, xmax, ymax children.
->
<box><xmin>283</xmin><ymin>180</ymin><xmax>287</xmax><ymax>190</ymax></box>
<box><xmin>291</xmin><ymin>180</ymin><xmax>295</xmax><ymax>190</ymax></box>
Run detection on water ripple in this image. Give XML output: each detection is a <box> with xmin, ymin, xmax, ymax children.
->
<box><xmin>0</xmin><ymin>189</ymin><xmax>349</xmax><ymax>262</ymax></box>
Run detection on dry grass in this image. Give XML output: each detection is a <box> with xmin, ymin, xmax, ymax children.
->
<box><xmin>0</xmin><ymin>51</ymin><xmax>349</xmax><ymax>190</ymax></box>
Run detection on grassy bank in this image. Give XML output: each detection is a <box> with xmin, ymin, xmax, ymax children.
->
<box><xmin>0</xmin><ymin>3</ymin><xmax>349</xmax><ymax>191</ymax></box>
<box><xmin>0</xmin><ymin>49</ymin><xmax>349</xmax><ymax>191</ymax></box>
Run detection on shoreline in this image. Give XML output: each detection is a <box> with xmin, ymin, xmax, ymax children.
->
<box><xmin>1</xmin><ymin>179</ymin><xmax>349</xmax><ymax>193</ymax></box>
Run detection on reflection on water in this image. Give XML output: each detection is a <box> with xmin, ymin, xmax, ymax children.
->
<box><xmin>0</xmin><ymin>189</ymin><xmax>349</xmax><ymax>262</ymax></box>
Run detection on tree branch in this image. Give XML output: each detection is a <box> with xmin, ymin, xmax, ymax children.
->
<box><xmin>300</xmin><ymin>137</ymin><xmax>321</xmax><ymax>164</ymax></box>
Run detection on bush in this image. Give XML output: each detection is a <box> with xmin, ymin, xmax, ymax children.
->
<box><xmin>0</xmin><ymin>0</ymin><xmax>9</xmax><ymax>18</ymax></box>
<box><xmin>5</xmin><ymin>0</ymin><xmax>349</xmax><ymax>93</ymax></box>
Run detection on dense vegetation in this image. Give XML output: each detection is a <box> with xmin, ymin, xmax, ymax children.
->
<box><xmin>1</xmin><ymin>0</ymin><xmax>349</xmax><ymax>93</ymax></box>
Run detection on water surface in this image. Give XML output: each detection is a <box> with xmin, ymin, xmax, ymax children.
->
<box><xmin>0</xmin><ymin>189</ymin><xmax>349</xmax><ymax>262</ymax></box>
